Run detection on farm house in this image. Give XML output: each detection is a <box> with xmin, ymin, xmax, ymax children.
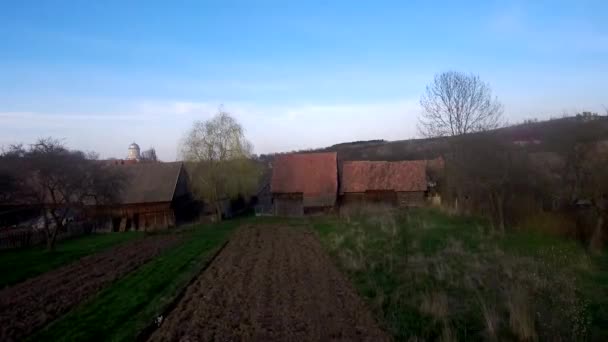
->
<box><xmin>340</xmin><ymin>160</ymin><xmax>428</xmax><ymax>207</ymax></box>
<box><xmin>93</xmin><ymin>161</ymin><xmax>191</xmax><ymax>231</ymax></box>
<box><xmin>271</xmin><ymin>152</ymin><xmax>338</xmax><ymax>216</ymax></box>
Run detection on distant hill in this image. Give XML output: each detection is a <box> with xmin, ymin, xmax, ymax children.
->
<box><xmin>258</xmin><ymin>114</ymin><xmax>608</xmax><ymax>163</ymax></box>
<box><xmin>316</xmin><ymin>115</ymin><xmax>608</xmax><ymax>162</ymax></box>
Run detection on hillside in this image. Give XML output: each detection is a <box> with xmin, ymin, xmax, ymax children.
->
<box><xmin>313</xmin><ymin>115</ymin><xmax>608</xmax><ymax>162</ymax></box>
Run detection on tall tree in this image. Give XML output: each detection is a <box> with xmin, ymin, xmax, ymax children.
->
<box><xmin>181</xmin><ymin>110</ymin><xmax>260</xmax><ymax>221</ymax></box>
<box><xmin>419</xmin><ymin>71</ymin><xmax>503</xmax><ymax>137</ymax></box>
<box><xmin>1</xmin><ymin>138</ymin><xmax>124</xmax><ymax>250</ymax></box>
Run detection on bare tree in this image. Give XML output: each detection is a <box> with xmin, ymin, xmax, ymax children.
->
<box><xmin>140</xmin><ymin>147</ymin><xmax>158</xmax><ymax>162</ymax></box>
<box><xmin>419</xmin><ymin>71</ymin><xmax>503</xmax><ymax>137</ymax></box>
<box><xmin>1</xmin><ymin>138</ymin><xmax>124</xmax><ymax>250</ymax></box>
<box><xmin>181</xmin><ymin>110</ymin><xmax>260</xmax><ymax>221</ymax></box>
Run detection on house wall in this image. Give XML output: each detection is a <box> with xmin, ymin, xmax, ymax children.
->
<box><xmin>273</xmin><ymin>193</ymin><xmax>304</xmax><ymax>217</ymax></box>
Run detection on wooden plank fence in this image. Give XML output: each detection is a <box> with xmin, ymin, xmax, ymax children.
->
<box><xmin>0</xmin><ymin>221</ymin><xmax>101</xmax><ymax>250</ymax></box>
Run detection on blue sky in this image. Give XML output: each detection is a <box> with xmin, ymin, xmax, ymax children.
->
<box><xmin>1</xmin><ymin>0</ymin><xmax>607</xmax><ymax>160</ymax></box>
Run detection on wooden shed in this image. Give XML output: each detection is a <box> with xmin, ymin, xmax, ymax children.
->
<box><xmin>340</xmin><ymin>160</ymin><xmax>428</xmax><ymax>207</ymax></box>
<box><xmin>271</xmin><ymin>152</ymin><xmax>338</xmax><ymax>216</ymax></box>
<box><xmin>93</xmin><ymin>162</ymin><xmax>190</xmax><ymax>231</ymax></box>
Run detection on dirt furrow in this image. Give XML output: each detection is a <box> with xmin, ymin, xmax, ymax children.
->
<box><xmin>0</xmin><ymin>234</ymin><xmax>182</xmax><ymax>341</ymax></box>
<box><xmin>149</xmin><ymin>225</ymin><xmax>390</xmax><ymax>342</ymax></box>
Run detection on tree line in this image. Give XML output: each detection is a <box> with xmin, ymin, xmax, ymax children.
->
<box><xmin>2</xmin><ymin>71</ymin><xmax>606</xmax><ymax>251</ymax></box>
<box><xmin>0</xmin><ymin>139</ymin><xmax>125</xmax><ymax>250</ymax></box>
<box><xmin>420</xmin><ymin>71</ymin><xmax>608</xmax><ymax>252</ymax></box>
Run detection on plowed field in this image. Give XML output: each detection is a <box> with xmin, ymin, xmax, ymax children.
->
<box><xmin>149</xmin><ymin>225</ymin><xmax>389</xmax><ymax>342</ymax></box>
<box><xmin>0</xmin><ymin>234</ymin><xmax>182</xmax><ymax>341</ymax></box>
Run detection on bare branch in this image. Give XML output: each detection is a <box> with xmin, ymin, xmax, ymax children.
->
<box><xmin>419</xmin><ymin>71</ymin><xmax>503</xmax><ymax>137</ymax></box>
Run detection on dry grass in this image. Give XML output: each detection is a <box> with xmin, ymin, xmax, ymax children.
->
<box><xmin>313</xmin><ymin>206</ymin><xmax>599</xmax><ymax>341</ymax></box>
<box><xmin>506</xmin><ymin>286</ymin><xmax>536</xmax><ymax>341</ymax></box>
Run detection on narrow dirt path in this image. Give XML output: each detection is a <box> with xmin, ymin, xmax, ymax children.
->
<box><xmin>149</xmin><ymin>225</ymin><xmax>390</xmax><ymax>342</ymax></box>
<box><xmin>0</xmin><ymin>234</ymin><xmax>182</xmax><ymax>341</ymax></box>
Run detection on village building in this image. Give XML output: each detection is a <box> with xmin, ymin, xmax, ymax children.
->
<box><xmin>340</xmin><ymin>160</ymin><xmax>428</xmax><ymax>207</ymax></box>
<box><xmin>271</xmin><ymin>152</ymin><xmax>338</xmax><ymax>216</ymax></box>
<box><xmin>127</xmin><ymin>142</ymin><xmax>141</xmax><ymax>161</ymax></box>
<box><xmin>93</xmin><ymin>161</ymin><xmax>191</xmax><ymax>231</ymax></box>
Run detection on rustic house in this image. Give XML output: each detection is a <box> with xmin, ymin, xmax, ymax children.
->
<box><xmin>94</xmin><ymin>161</ymin><xmax>190</xmax><ymax>231</ymax></box>
<box><xmin>340</xmin><ymin>160</ymin><xmax>428</xmax><ymax>207</ymax></box>
<box><xmin>271</xmin><ymin>152</ymin><xmax>338</xmax><ymax>216</ymax></box>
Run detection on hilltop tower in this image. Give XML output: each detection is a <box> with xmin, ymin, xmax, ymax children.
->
<box><xmin>127</xmin><ymin>142</ymin><xmax>141</xmax><ymax>161</ymax></box>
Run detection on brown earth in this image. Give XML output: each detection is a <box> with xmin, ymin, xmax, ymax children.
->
<box><xmin>0</xmin><ymin>234</ymin><xmax>182</xmax><ymax>341</ymax></box>
<box><xmin>149</xmin><ymin>225</ymin><xmax>390</xmax><ymax>342</ymax></box>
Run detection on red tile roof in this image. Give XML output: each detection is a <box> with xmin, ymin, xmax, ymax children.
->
<box><xmin>271</xmin><ymin>153</ymin><xmax>338</xmax><ymax>207</ymax></box>
<box><xmin>341</xmin><ymin>160</ymin><xmax>427</xmax><ymax>194</ymax></box>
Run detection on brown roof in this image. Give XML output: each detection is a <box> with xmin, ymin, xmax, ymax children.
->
<box><xmin>341</xmin><ymin>160</ymin><xmax>427</xmax><ymax>194</ymax></box>
<box><xmin>271</xmin><ymin>153</ymin><xmax>338</xmax><ymax>207</ymax></box>
<box><xmin>115</xmin><ymin>162</ymin><xmax>184</xmax><ymax>204</ymax></box>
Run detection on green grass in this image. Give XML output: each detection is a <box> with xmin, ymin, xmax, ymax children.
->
<box><xmin>0</xmin><ymin>232</ymin><xmax>142</xmax><ymax>288</ymax></box>
<box><xmin>30</xmin><ymin>220</ymin><xmax>241</xmax><ymax>342</ymax></box>
<box><xmin>310</xmin><ymin>207</ymin><xmax>608</xmax><ymax>341</ymax></box>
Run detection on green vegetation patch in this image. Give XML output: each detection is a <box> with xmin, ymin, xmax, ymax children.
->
<box><xmin>30</xmin><ymin>220</ymin><xmax>240</xmax><ymax>342</ymax></box>
<box><xmin>311</xmin><ymin>207</ymin><xmax>607</xmax><ymax>341</ymax></box>
<box><xmin>0</xmin><ymin>232</ymin><xmax>142</xmax><ymax>288</ymax></box>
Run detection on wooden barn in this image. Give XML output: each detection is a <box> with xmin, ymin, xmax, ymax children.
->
<box><xmin>271</xmin><ymin>152</ymin><xmax>338</xmax><ymax>216</ymax></box>
<box><xmin>94</xmin><ymin>162</ymin><xmax>190</xmax><ymax>231</ymax></box>
<box><xmin>340</xmin><ymin>160</ymin><xmax>428</xmax><ymax>207</ymax></box>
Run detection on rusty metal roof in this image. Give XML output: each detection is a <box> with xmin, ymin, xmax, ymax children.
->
<box><xmin>341</xmin><ymin>160</ymin><xmax>427</xmax><ymax>194</ymax></box>
<box><xmin>271</xmin><ymin>153</ymin><xmax>337</xmax><ymax>207</ymax></box>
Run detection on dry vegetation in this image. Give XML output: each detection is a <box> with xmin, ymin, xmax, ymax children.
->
<box><xmin>312</xmin><ymin>205</ymin><xmax>605</xmax><ymax>341</ymax></box>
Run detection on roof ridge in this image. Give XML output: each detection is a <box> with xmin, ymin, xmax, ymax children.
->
<box><xmin>169</xmin><ymin>162</ymin><xmax>183</xmax><ymax>201</ymax></box>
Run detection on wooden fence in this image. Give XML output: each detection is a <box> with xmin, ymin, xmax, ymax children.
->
<box><xmin>0</xmin><ymin>221</ymin><xmax>102</xmax><ymax>250</ymax></box>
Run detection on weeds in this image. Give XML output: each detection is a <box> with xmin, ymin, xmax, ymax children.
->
<box><xmin>312</xmin><ymin>207</ymin><xmax>601</xmax><ymax>341</ymax></box>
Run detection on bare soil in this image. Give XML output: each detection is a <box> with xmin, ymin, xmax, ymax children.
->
<box><xmin>0</xmin><ymin>234</ymin><xmax>182</xmax><ymax>341</ymax></box>
<box><xmin>149</xmin><ymin>225</ymin><xmax>390</xmax><ymax>342</ymax></box>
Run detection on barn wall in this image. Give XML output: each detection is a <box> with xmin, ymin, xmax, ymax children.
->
<box><xmin>273</xmin><ymin>193</ymin><xmax>304</xmax><ymax>217</ymax></box>
<box><xmin>340</xmin><ymin>191</ymin><xmax>426</xmax><ymax>210</ymax></box>
<box><xmin>303</xmin><ymin>206</ymin><xmax>335</xmax><ymax>216</ymax></box>
<box><xmin>341</xmin><ymin>191</ymin><xmax>397</xmax><ymax>206</ymax></box>
<box><xmin>89</xmin><ymin>202</ymin><xmax>175</xmax><ymax>232</ymax></box>
<box><xmin>340</xmin><ymin>193</ymin><xmax>366</xmax><ymax>205</ymax></box>
<box><xmin>364</xmin><ymin>190</ymin><xmax>397</xmax><ymax>204</ymax></box>
<box><xmin>397</xmin><ymin>191</ymin><xmax>426</xmax><ymax>207</ymax></box>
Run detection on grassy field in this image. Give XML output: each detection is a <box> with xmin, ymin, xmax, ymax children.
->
<box><xmin>8</xmin><ymin>212</ymin><xmax>607</xmax><ymax>341</ymax></box>
<box><xmin>311</xmin><ymin>206</ymin><xmax>608</xmax><ymax>341</ymax></box>
<box><xmin>0</xmin><ymin>232</ymin><xmax>142</xmax><ymax>288</ymax></box>
<box><xmin>30</xmin><ymin>220</ymin><xmax>240</xmax><ymax>342</ymax></box>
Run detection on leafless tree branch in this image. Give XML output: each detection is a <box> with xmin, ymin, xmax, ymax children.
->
<box><xmin>419</xmin><ymin>71</ymin><xmax>503</xmax><ymax>137</ymax></box>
